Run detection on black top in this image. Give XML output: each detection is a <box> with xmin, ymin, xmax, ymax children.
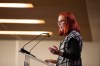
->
<box><xmin>62</xmin><ymin>38</ymin><xmax>81</xmax><ymax>60</ymax></box>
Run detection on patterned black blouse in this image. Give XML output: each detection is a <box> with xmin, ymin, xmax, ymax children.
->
<box><xmin>56</xmin><ymin>30</ymin><xmax>82</xmax><ymax>66</ymax></box>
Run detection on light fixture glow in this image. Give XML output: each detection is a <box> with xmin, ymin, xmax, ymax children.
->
<box><xmin>0</xmin><ymin>31</ymin><xmax>53</xmax><ymax>35</ymax></box>
<box><xmin>0</xmin><ymin>19</ymin><xmax>45</xmax><ymax>24</ymax></box>
<box><xmin>0</xmin><ymin>3</ymin><xmax>33</xmax><ymax>8</ymax></box>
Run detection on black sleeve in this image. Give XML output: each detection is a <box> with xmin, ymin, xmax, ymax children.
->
<box><xmin>61</xmin><ymin>38</ymin><xmax>81</xmax><ymax>60</ymax></box>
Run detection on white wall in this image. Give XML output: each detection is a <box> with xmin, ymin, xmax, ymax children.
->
<box><xmin>86</xmin><ymin>0</ymin><xmax>100</xmax><ymax>66</ymax></box>
<box><xmin>0</xmin><ymin>40</ymin><xmax>16</xmax><ymax>66</ymax></box>
<box><xmin>82</xmin><ymin>42</ymin><xmax>100</xmax><ymax>66</ymax></box>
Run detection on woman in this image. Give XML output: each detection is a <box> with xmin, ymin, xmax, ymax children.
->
<box><xmin>45</xmin><ymin>12</ymin><xmax>83</xmax><ymax>66</ymax></box>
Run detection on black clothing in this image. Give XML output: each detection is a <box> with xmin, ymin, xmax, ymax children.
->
<box><xmin>56</xmin><ymin>30</ymin><xmax>82</xmax><ymax>66</ymax></box>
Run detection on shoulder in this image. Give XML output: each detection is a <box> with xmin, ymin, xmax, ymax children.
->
<box><xmin>65</xmin><ymin>30</ymin><xmax>82</xmax><ymax>42</ymax></box>
<box><xmin>69</xmin><ymin>30</ymin><xmax>80</xmax><ymax>38</ymax></box>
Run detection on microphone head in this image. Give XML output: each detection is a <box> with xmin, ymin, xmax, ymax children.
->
<box><xmin>42</xmin><ymin>33</ymin><xmax>50</xmax><ymax>37</ymax></box>
<box><xmin>47</xmin><ymin>33</ymin><xmax>50</xmax><ymax>37</ymax></box>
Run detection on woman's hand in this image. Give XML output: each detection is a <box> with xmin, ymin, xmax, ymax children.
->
<box><xmin>45</xmin><ymin>59</ymin><xmax>57</xmax><ymax>64</ymax></box>
<box><xmin>48</xmin><ymin>46</ymin><xmax>63</xmax><ymax>56</ymax></box>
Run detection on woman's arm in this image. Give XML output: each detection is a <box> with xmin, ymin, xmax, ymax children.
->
<box><xmin>45</xmin><ymin>59</ymin><xmax>57</xmax><ymax>64</ymax></box>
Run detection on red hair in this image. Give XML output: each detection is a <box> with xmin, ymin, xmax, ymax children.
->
<box><xmin>58</xmin><ymin>12</ymin><xmax>80</xmax><ymax>36</ymax></box>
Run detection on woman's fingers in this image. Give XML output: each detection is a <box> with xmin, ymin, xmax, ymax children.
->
<box><xmin>53</xmin><ymin>46</ymin><xmax>58</xmax><ymax>50</ymax></box>
<box><xmin>48</xmin><ymin>46</ymin><xmax>60</xmax><ymax>55</ymax></box>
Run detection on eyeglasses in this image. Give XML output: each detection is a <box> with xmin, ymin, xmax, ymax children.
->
<box><xmin>58</xmin><ymin>20</ymin><xmax>67</xmax><ymax>26</ymax></box>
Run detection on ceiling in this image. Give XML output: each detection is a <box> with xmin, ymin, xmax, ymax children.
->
<box><xmin>0</xmin><ymin>0</ymin><xmax>92</xmax><ymax>41</ymax></box>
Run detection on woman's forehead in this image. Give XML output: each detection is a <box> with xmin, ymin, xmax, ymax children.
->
<box><xmin>58</xmin><ymin>15</ymin><xmax>66</xmax><ymax>20</ymax></box>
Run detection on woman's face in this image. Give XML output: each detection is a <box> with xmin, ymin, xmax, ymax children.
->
<box><xmin>58</xmin><ymin>15</ymin><xmax>69</xmax><ymax>36</ymax></box>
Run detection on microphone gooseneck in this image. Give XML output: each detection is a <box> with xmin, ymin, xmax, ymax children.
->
<box><xmin>29</xmin><ymin>33</ymin><xmax>50</xmax><ymax>52</ymax></box>
<box><xmin>19</xmin><ymin>33</ymin><xmax>50</xmax><ymax>54</ymax></box>
<box><xmin>22</xmin><ymin>33</ymin><xmax>50</xmax><ymax>49</ymax></box>
<box><xmin>22</xmin><ymin>34</ymin><xmax>42</xmax><ymax>49</ymax></box>
<box><xmin>29</xmin><ymin>36</ymin><xmax>46</xmax><ymax>52</ymax></box>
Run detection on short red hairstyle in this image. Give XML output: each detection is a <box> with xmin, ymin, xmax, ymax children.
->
<box><xmin>58</xmin><ymin>12</ymin><xmax>80</xmax><ymax>36</ymax></box>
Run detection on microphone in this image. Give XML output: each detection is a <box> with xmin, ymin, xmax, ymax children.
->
<box><xmin>19</xmin><ymin>33</ymin><xmax>50</xmax><ymax>55</ymax></box>
<box><xmin>22</xmin><ymin>33</ymin><xmax>50</xmax><ymax>49</ymax></box>
<box><xmin>42</xmin><ymin>33</ymin><xmax>50</xmax><ymax>37</ymax></box>
<box><xmin>29</xmin><ymin>33</ymin><xmax>50</xmax><ymax>52</ymax></box>
<box><xmin>46</xmin><ymin>33</ymin><xmax>50</xmax><ymax>37</ymax></box>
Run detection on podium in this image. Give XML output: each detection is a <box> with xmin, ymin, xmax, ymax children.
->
<box><xmin>19</xmin><ymin>49</ymin><xmax>54</xmax><ymax>66</ymax></box>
